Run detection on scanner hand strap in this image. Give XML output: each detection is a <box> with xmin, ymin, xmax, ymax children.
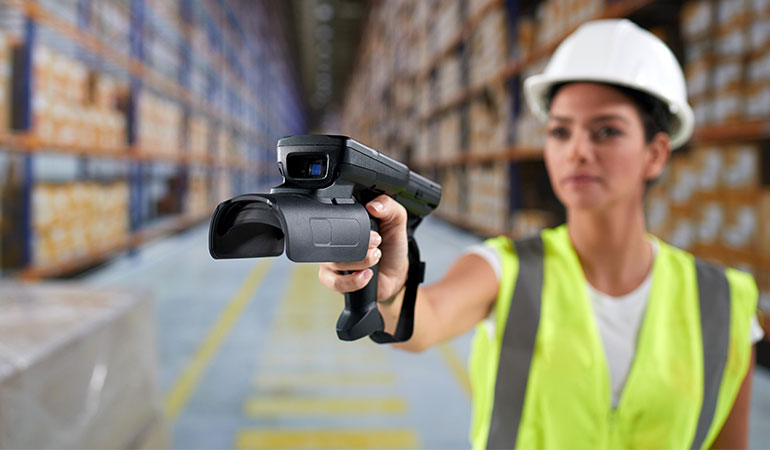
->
<box><xmin>369</xmin><ymin>236</ymin><xmax>425</xmax><ymax>344</ymax></box>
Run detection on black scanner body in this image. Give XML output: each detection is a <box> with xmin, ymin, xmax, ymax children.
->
<box><xmin>209</xmin><ymin>134</ymin><xmax>441</xmax><ymax>341</ymax></box>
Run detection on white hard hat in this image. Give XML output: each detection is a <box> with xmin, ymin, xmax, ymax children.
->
<box><xmin>524</xmin><ymin>19</ymin><xmax>694</xmax><ymax>149</ymax></box>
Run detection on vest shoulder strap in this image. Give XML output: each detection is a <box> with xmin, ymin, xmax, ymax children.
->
<box><xmin>691</xmin><ymin>257</ymin><xmax>731</xmax><ymax>449</ymax></box>
<box><xmin>486</xmin><ymin>235</ymin><xmax>544</xmax><ymax>449</ymax></box>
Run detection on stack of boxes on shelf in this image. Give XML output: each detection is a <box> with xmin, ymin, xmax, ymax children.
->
<box><xmin>136</xmin><ymin>92</ymin><xmax>182</xmax><ymax>157</ymax></box>
<box><xmin>468</xmin><ymin>6</ymin><xmax>510</xmax><ymax>155</ymax></box>
<box><xmin>186</xmin><ymin>115</ymin><xmax>210</xmax><ymax>217</ymax></box>
<box><xmin>186</xmin><ymin>168</ymin><xmax>209</xmax><ymax>218</ymax></box>
<box><xmin>188</xmin><ymin>114</ymin><xmax>210</xmax><ymax>160</ymax></box>
<box><xmin>533</xmin><ymin>0</ymin><xmax>604</xmax><ymax>47</ymax></box>
<box><xmin>32</xmin><ymin>182</ymin><xmax>128</xmax><ymax>267</ymax></box>
<box><xmin>469</xmin><ymin>85</ymin><xmax>509</xmax><ymax>154</ymax></box>
<box><xmin>431</xmin><ymin>0</ymin><xmax>461</xmax><ymax>58</ymax></box>
<box><xmin>33</xmin><ymin>46</ymin><xmax>127</xmax><ymax>152</ymax></box>
<box><xmin>468</xmin><ymin>7</ymin><xmax>507</xmax><ymax>89</ymax></box>
<box><xmin>437</xmin><ymin>168</ymin><xmax>463</xmax><ymax>220</ymax></box>
<box><xmin>683</xmin><ymin>0</ymin><xmax>770</xmax><ymax>126</ymax></box>
<box><xmin>90</xmin><ymin>0</ymin><xmax>130</xmax><ymax>56</ymax></box>
<box><xmin>468</xmin><ymin>164</ymin><xmax>508</xmax><ymax>232</ymax></box>
<box><xmin>0</xmin><ymin>33</ymin><xmax>9</xmax><ymax>135</ymax></box>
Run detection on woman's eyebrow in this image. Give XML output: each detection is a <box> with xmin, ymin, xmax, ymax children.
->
<box><xmin>590</xmin><ymin>114</ymin><xmax>630</xmax><ymax>125</ymax></box>
<box><xmin>547</xmin><ymin>115</ymin><xmax>572</xmax><ymax>123</ymax></box>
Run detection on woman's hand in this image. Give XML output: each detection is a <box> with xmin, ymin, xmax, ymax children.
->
<box><xmin>318</xmin><ymin>194</ymin><xmax>409</xmax><ymax>302</ymax></box>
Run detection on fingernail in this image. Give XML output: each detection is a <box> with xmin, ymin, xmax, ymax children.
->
<box><xmin>369</xmin><ymin>201</ymin><xmax>383</xmax><ymax>212</ymax></box>
<box><xmin>361</xmin><ymin>269</ymin><xmax>372</xmax><ymax>279</ymax></box>
<box><xmin>372</xmin><ymin>233</ymin><xmax>382</xmax><ymax>245</ymax></box>
<box><xmin>374</xmin><ymin>248</ymin><xmax>382</xmax><ymax>259</ymax></box>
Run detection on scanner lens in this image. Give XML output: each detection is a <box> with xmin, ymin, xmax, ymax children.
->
<box><xmin>287</xmin><ymin>154</ymin><xmax>327</xmax><ymax>179</ymax></box>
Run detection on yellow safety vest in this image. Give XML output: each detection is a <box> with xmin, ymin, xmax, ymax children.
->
<box><xmin>469</xmin><ymin>225</ymin><xmax>757</xmax><ymax>449</ymax></box>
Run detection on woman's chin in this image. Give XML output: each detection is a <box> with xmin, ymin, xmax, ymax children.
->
<box><xmin>560</xmin><ymin>193</ymin><xmax>608</xmax><ymax>212</ymax></box>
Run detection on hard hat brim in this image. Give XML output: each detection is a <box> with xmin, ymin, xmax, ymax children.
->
<box><xmin>524</xmin><ymin>73</ymin><xmax>694</xmax><ymax>150</ymax></box>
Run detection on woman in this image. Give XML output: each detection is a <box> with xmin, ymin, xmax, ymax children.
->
<box><xmin>319</xmin><ymin>19</ymin><xmax>763</xmax><ymax>449</ymax></box>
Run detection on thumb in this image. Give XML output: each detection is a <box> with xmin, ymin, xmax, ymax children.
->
<box><xmin>365</xmin><ymin>195</ymin><xmax>405</xmax><ymax>225</ymax></box>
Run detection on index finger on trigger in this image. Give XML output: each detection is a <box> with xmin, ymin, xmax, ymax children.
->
<box><xmin>369</xmin><ymin>231</ymin><xmax>381</xmax><ymax>248</ymax></box>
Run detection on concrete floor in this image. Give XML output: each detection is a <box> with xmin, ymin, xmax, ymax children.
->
<box><xmin>85</xmin><ymin>217</ymin><xmax>770</xmax><ymax>449</ymax></box>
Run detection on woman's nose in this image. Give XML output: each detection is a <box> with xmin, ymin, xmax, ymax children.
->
<box><xmin>566</xmin><ymin>130</ymin><xmax>593</xmax><ymax>163</ymax></box>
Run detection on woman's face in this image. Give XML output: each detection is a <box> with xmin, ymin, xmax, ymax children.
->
<box><xmin>544</xmin><ymin>82</ymin><xmax>669</xmax><ymax>213</ymax></box>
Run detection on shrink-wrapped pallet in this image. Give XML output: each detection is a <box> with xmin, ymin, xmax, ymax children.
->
<box><xmin>0</xmin><ymin>283</ymin><xmax>168</xmax><ymax>449</ymax></box>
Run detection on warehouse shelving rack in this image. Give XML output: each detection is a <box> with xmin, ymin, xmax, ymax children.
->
<box><xmin>0</xmin><ymin>0</ymin><xmax>305</xmax><ymax>279</ymax></box>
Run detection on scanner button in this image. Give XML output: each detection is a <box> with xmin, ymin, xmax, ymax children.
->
<box><xmin>310</xmin><ymin>218</ymin><xmax>359</xmax><ymax>247</ymax></box>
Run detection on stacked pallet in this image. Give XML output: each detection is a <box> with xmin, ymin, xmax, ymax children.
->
<box><xmin>533</xmin><ymin>0</ymin><xmax>604</xmax><ymax>47</ymax></box>
<box><xmin>0</xmin><ymin>284</ymin><xmax>167</xmax><ymax>448</ymax></box>
<box><xmin>469</xmin><ymin>84</ymin><xmax>509</xmax><ymax>153</ymax></box>
<box><xmin>33</xmin><ymin>46</ymin><xmax>127</xmax><ymax>152</ymax></box>
<box><xmin>188</xmin><ymin>114</ymin><xmax>210</xmax><ymax>158</ymax></box>
<box><xmin>468</xmin><ymin>164</ymin><xmax>508</xmax><ymax>232</ymax></box>
<box><xmin>32</xmin><ymin>181</ymin><xmax>129</xmax><ymax>267</ymax></box>
<box><xmin>468</xmin><ymin>8</ymin><xmax>508</xmax><ymax>88</ymax></box>
<box><xmin>137</xmin><ymin>91</ymin><xmax>182</xmax><ymax>157</ymax></box>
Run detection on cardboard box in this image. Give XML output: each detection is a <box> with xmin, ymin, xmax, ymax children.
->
<box><xmin>715</xmin><ymin>25</ymin><xmax>749</xmax><ymax>57</ymax></box>
<box><xmin>712</xmin><ymin>86</ymin><xmax>746</xmax><ymax>123</ymax></box>
<box><xmin>668</xmin><ymin>217</ymin><xmax>697</xmax><ymax>251</ymax></box>
<box><xmin>716</xmin><ymin>0</ymin><xmax>749</xmax><ymax>30</ymax></box>
<box><xmin>686</xmin><ymin>59</ymin><xmax>713</xmax><ymax>99</ymax></box>
<box><xmin>681</xmin><ymin>0</ymin><xmax>715</xmax><ymax>41</ymax></box>
<box><xmin>645</xmin><ymin>195</ymin><xmax>671</xmax><ymax>237</ymax></box>
<box><xmin>692</xmin><ymin>146</ymin><xmax>724</xmax><ymax>192</ymax></box>
<box><xmin>696</xmin><ymin>201</ymin><xmax>726</xmax><ymax>245</ymax></box>
<box><xmin>721</xmin><ymin>201</ymin><xmax>760</xmax><ymax>251</ymax></box>
<box><xmin>669</xmin><ymin>159</ymin><xmax>699</xmax><ymax>205</ymax></box>
<box><xmin>745</xmin><ymin>80</ymin><xmax>770</xmax><ymax>118</ymax></box>
<box><xmin>0</xmin><ymin>283</ymin><xmax>163</xmax><ymax>449</ymax></box>
<box><xmin>721</xmin><ymin>145</ymin><xmax>760</xmax><ymax>190</ymax></box>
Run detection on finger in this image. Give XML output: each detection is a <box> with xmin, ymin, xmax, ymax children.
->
<box><xmin>369</xmin><ymin>231</ymin><xmax>381</xmax><ymax>249</ymax></box>
<box><xmin>366</xmin><ymin>194</ymin><xmax>406</xmax><ymax>225</ymax></box>
<box><xmin>326</xmin><ymin>247</ymin><xmax>382</xmax><ymax>272</ymax></box>
<box><xmin>319</xmin><ymin>265</ymin><xmax>373</xmax><ymax>293</ymax></box>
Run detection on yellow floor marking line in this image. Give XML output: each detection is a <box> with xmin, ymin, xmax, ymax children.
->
<box><xmin>164</xmin><ymin>260</ymin><xmax>273</xmax><ymax>421</ymax></box>
<box><xmin>243</xmin><ymin>396</ymin><xmax>406</xmax><ymax>416</ymax></box>
<box><xmin>235</xmin><ymin>428</ymin><xmax>419</xmax><ymax>449</ymax></box>
<box><xmin>261</xmin><ymin>350</ymin><xmax>387</xmax><ymax>366</ymax></box>
<box><xmin>254</xmin><ymin>372</ymin><xmax>396</xmax><ymax>388</ymax></box>
<box><xmin>438</xmin><ymin>342</ymin><xmax>472</xmax><ymax>398</ymax></box>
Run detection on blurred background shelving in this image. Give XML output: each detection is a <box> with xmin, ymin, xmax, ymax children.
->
<box><xmin>0</xmin><ymin>0</ymin><xmax>305</xmax><ymax>280</ymax></box>
<box><xmin>2</xmin><ymin>1</ymin><xmax>770</xmax><ymax>449</ymax></box>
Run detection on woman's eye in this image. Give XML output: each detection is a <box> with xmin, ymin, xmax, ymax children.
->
<box><xmin>548</xmin><ymin>127</ymin><xmax>569</xmax><ymax>139</ymax></box>
<box><xmin>595</xmin><ymin>126</ymin><xmax>621</xmax><ymax>139</ymax></box>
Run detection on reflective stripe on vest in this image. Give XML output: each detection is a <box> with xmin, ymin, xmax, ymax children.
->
<box><xmin>487</xmin><ymin>236</ymin><xmax>732</xmax><ymax>449</ymax></box>
<box><xmin>486</xmin><ymin>236</ymin><xmax>544</xmax><ymax>450</ymax></box>
<box><xmin>691</xmin><ymin>259</ymin><xmax>731</xmax><ymax>449</ymax></box>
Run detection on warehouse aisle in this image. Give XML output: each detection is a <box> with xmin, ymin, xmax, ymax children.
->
<box><xmin>85</xmin><ymin>217</ymin><xmax>483</xmax><ymax>449</ymax></box>
<box><xmin>84</xmin><ymin>218</ymin><xmax>770</xmax><ymax>449</ymax></box>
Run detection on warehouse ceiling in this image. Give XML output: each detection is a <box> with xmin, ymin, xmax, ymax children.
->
<box><xmin>288</xmin><ymin>0</ymin><xmax>367</xmax><ymax>129</ymax></box>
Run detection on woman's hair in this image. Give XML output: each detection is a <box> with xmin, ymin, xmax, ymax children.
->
<box><xmin>546</xmin><ymin>82</ymin><xmax>673</xmax><ymax>143</ymax></box>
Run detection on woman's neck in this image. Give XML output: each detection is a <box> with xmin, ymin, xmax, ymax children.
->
<box><xmin>567</xmin><ymin>202</ymin><xmax>653</xmax><ymax>297</ymax></box>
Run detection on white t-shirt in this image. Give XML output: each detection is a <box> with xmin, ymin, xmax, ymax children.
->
<box><xmin>465</xmin><ymin>239</ymin><xmax>765</xmax><ymax>409</ymax></box>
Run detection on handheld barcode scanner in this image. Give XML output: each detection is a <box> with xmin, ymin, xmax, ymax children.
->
<box><xmin>208</xmin><ymin>135</ymin><xmax>441</xmax><ymax>342</ymax></box>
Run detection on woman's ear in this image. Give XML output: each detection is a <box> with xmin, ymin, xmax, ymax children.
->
<box><xmin>644</xmin><ymin>131</ymin><xmax>671</xmax><ymax>180</ymax></box>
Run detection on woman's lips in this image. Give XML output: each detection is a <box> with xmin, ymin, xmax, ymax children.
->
<box><xmin>563</xmin><ymin>175</ymin><xmax>600</xmax><ymax>186</ymax></box>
